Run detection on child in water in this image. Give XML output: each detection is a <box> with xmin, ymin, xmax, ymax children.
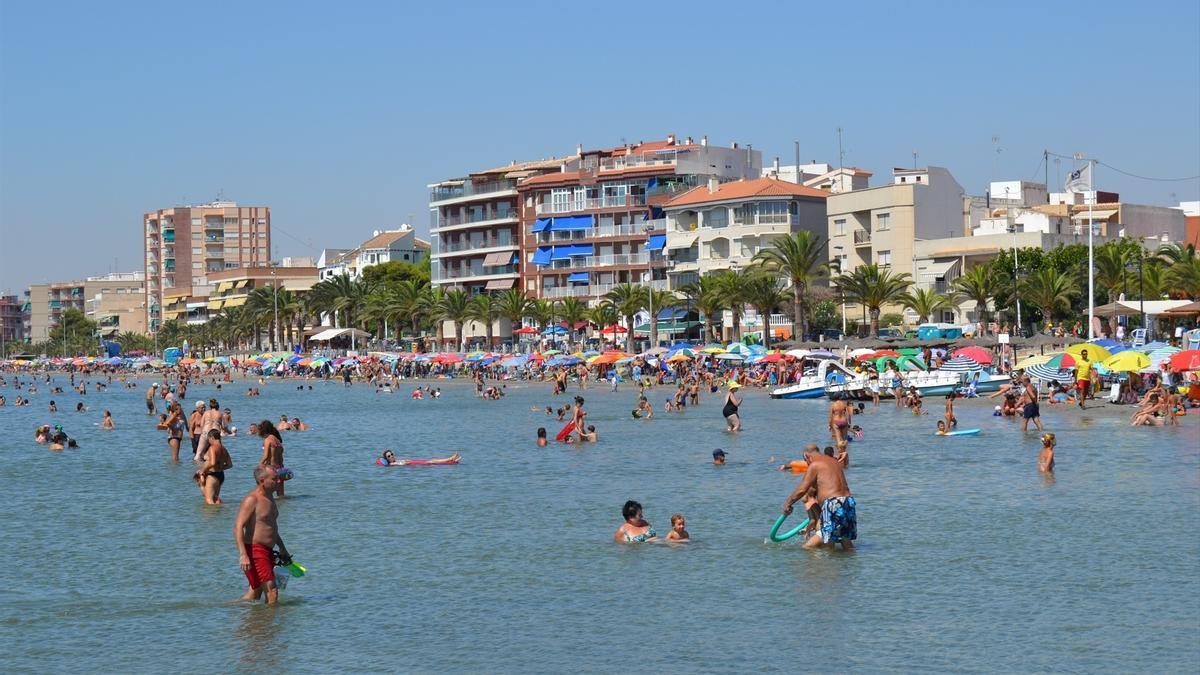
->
<box><xmin>536</xmin><ymin>427</ymin><xmax>548</xmax><ymax>447</ymax></box>
<box><xmin>936</xmin><ymin>420</ymin><xmax>949</xmax><ymax>435</ymax></box>
<box><xmin>666</xmin><ymin>514</ymin><xmax>690</xmax><ymax>541</ymax></box>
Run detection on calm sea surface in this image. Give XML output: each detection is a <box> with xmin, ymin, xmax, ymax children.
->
<box><xmin>1</xmin><ymin>374</ymin><xmax>1197</xmax><ymax>673</ymax></box>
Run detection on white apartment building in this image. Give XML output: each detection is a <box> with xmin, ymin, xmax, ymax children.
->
<box><xmin>317</xmin><ymin>227</ymin><xmax>429</xmax><ymax>281</ymax></box>
<box><xmin>663</xmin><ymin>177</ymin><xmax>829</xmax><ymax>290</ymax></box>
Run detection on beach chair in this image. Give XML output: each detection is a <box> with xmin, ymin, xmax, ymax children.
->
<box><xmin>1130</xmin><ymin>328</ymin><xmax>1147</xmax><ymax>349</ymax></box>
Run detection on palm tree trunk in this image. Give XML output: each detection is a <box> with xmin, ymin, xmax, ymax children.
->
<box><xmin>792</xmin><ymin>285</ymin><xmax>803</xmax><ymax>342</ymax></box>
<box><xmin>732</xmin><ymin>313</ymin><xmax>742</xmax><ymax>342</ymax></box>
<box><xmin>870</xmin><ymin>308</ymin><xmax>881</xmax><ymax>336</ymax></box>
<box><xmin>650</xmin><ymin>317</ymin><xmax>658</xmax><ymax>349</ymax></box>
<box><xmin>760</xmin><ymin>307</ymin><xmax>772</xmax><ymax>349</ymax></box>
<box><xmin>626</xmin><ymin>314</ymin><xmax>635</xmax><ymax>354</ymax></box>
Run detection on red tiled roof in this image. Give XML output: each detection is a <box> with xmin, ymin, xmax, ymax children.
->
<box><xmin>664</xmin><ymin>178</ymin><xmax>829</xmax><ymax>208</ymax></box>
<box><xmin>519</xmin><ymin>171</ymin><xmax>582</xmax><ymax>188</ymax></box>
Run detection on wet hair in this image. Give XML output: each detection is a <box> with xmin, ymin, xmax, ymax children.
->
<box><xmin>209</xmin><ymin>398</ymin><xmax>219</xmax><ymax>409</ymax></box>
<box><xmin>823</xmin><ymin>446</ymin><xmax>836</xmax><ymax>457</ymax></box>
<box><xmin>671</xmin><ymin>514</ymin><xmax>685</xmax><ymax>525</ymax></box>
<box><xmin>622</xmin><ymin>500</ymin><xmax>642</xmax><ymax>521</ymax></box>
<box><xmin>252</xmin><ymin>464</ymin><xmax>274</xmax><ymax>483</ymax></box>
<box><xmin>803</xmin><ymin>443</ymin><xmax>820</xmax><ymax>457</ymax></box>
<box><xmin>587</xmin><ymin>425</ymin><xmax>595</xmax><ymax>432</ymax></box>
<box><xmin>257</xmin><ymin>420</ymin><xmax>283</xmax><ymax>441</ymax></box>
<box><xmin>536</xmin><ymin>427</ymin><xmax>547</xmax><ymax>438</ymax></box>
<box><xmin>1041</xmin><ymin>433</ymin><xmax>1056</xmax><ymax>446</ymax></box>
<box><xmin>207</xmin><ymin>428</ymin><xmax>222</xmax><ymax>440</ymax></box>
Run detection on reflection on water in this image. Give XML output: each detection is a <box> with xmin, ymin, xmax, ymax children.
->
<box><xmin>0</xmin><ymin>375</ymin><xmax>1197</xmax><ymax>671</ymax></box>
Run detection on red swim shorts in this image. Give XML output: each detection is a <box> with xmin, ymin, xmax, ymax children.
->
<box><xmin>243</xmin><ymin>543</ymin><xmax>276</xmax><ymax>590</ymax></box>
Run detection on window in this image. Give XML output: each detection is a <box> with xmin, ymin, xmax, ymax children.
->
<box><xmin>257</xmin><ymin>218</ymin><xmax>266</xmax><ymax>225</ymax></box>
<box><xmin>915</xmin><ymin>176</ymin><xmax>922</xmax><ymax>183</ymax></box>
<box><xmin>551</xmin><ymin>189</ymin><xmax>571</xmax><ymax>213</ymax></box>
<box><xmin>877</xmin><ymin>213</ymin><xmax>891</xmax><ymax>231</ymax></box>
<box><xmin>191</xmin><ymin>218</ymin><xmax>201</xmax><ymax>226</ymax></box>
<box><xmin>878</xmin><ymin>250</ymin><xmax>892</xmax><ymax>266</ymax></box>
<box><xmin>705</xmin><ymin>208</ymin><xmax>727</xmax><ymax>228</ymax></box>
<box><xmin>837</xmin><ymin>254</ymin><xmax>849</xmax><ymax>272</ymax></box>
<box><xmin>834</xmin><ymin>218</ymin><xmax>846</xmax><ymax>235</ymax></box>
<box><xmin>756</xmin><ymin>201</ymin><xmax>789</xmax><ymax>224</ymax></box>
<box><xmin>191</xmin><ymin>247</ymin><xmax>201</xmax><ymax>255</ymax></box>
<box><xmin>192</xmin><ymin>262</ymin><xmax>202</xmax><ymax>269</ymax></box>
<box><xmin>241</xmin><ymin>218</ymin><xmax>250</xmax><ymax>226</ymax></box>
<box><xmin>192</xmin><ymin>231</ymin><xmax>202</xmax><ymax>239</ymax></box>
<box><xmin>257</xmin><ymin>232</ymin><xmax>266</xmax><ymax>239</ymax></box>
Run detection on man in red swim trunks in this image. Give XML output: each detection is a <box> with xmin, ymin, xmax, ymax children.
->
<box><xmin>234</xmin><ymin>465</ymin><xmax>290</xmax><ymax>604</ymax></box>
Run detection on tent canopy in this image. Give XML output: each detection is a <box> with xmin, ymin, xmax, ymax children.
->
<box><xmin>1092</xmin><ymin>300</ymin><xmax>1198</xmax><ymax>317</ymax></box>
<box><xmin>310</xmin><ymin>327</ymin><xmax>372</xmax><ymax>341</ymax></box>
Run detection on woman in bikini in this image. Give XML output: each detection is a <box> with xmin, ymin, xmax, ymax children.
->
<box><xmin>614</xmin><ymin>500</ymin><xmax>656</xmax><ymax>543</ymax></box>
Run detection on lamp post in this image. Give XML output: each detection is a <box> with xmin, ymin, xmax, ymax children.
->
<box><xmin>644</xmin><ymin>222</ymin><xmax>657</xmax><ymax>349</ymax></box>
<box><xmin>271</xmin><ymin>267</ymin><xmax>279</xmax><ymax>352</ymax></box>
<box><xmin>1005</xmin><ymin>187</ymin><xmax>1022</xmax><ymax>335</ymax></box>
<box><xmin>832</xmin><ymin>244</ymin><xmax>846</xmax><ymax>337</ymax></box>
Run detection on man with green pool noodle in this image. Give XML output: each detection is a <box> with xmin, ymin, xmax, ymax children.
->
<box><xmin>782</xmin><ymin>444</ymin><xmax>857</xmax><ymax>550</ymax></box>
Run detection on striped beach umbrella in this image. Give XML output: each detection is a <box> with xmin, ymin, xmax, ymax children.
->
<box><xmin>939</xmin><ymin>356</ymin><xmax>982</xmax><ymax>372</ymax></box>
<box><xmin>1026</xmin><ymin>364</ymin><xmax>1073</xmax><ymax>382</ymax></box>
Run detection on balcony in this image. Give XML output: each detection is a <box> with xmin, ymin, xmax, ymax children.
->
<box><xmin>205</xmin><ymin>235</ymin><xmax>224</xmax><ymax>243</ymax></box>
<box><xmin>533</xmin><ymin>220</ymin><xmax>665</xmax><ymax>241</ymax></box>
<box><xmin>853</xmin><ymin>230</ymin><xmax>872</xmax><ymax>246</ymax></box>
<box><xmin>543</xmin><ymin>279</ymin><xmax>669</xmax><ymax>299</ymax></box>
<box><xmin>577</xmin><ymin>253</ymin><xmax>651</xmax><ymax>267</ymax></box>
<box><xmin>429</xmin><ymin>179</ymin><xmax>519</xmax><ymax>204</ymax></box>
<box><xmin>437</xmin><ymin>236</ymin><xmax>517</xmax><ymax>253</ymax></box>
<box><xmin>438</xmin><ymin>210</ymin><xmax>517</xmax><ymax>229</ymax></box>
<box><xmin>598</xmin><ymin>153</ymin><xmax>679</xmax><ymax>171</ymax></box>
<box><xmin>438</xmin><ymin>265</ymin><xmax>518</xmax><ymax>280</ymax></box>
<box><xmin>535</xmin><ymin>195</ymin><xmax>647</xmax><ymax>215</ymax></box>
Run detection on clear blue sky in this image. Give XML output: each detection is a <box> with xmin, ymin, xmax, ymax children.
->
<box><xmin>2</xmin><ymin>0</ymin><xmax>1198</xmax><ymax>293</ymax></box>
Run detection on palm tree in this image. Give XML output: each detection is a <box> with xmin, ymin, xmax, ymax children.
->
<box><xmin>467</xmin><ymin>292</ymin><xmax>502</xmax><ymax>348</ymax></box>
<box><xmin>646</xmin><ymin>288</ymin><xmax>678</xmax><ymax>348</ymax></box>
<box><xmin>439</xmin><ymin>288</ymin><xmax>472</xmax><ymax>351</ymax></box>
<box><xmin>1020</xmin><ymin>267</ymin><xmax>1080</xmax><ymax>322</ymax></box>
<box><xmin>588</xmin><ymin>302</ymin><xmax>619</xmax><ymax>344</ymax></box>
<box><xmin>833</xmin><ymin>263</ymin><xmax>912</xmax><ymax>336</ymax></box>
<box><xmin>387</xmin><ymin>279</ymin><xmax>428</xmax><ymax>338</ymax></box>
<box><xmin>556</xmin><ymin>297</ymin><xmax>588</xmax><ymax>347</ymax></box>
<box><xmin>741</xmin><ymin>273</ymin><xmax>788</xmax><ymax>349</ymax></box>
<box><xmin>273</xmin><ymin>287</ymin><xmax>303</xmax><ymax>348</ymax></box>
<box><xmin>1157</xmin><ymin>242</ymin><xmax>1197</xmax><ymax>265</ymax></box>
<box><xmin>899</xmin><ymin>287</ymin><xmax>957</xmax><ymax>324</ymax></box>
<box><xmin>752</xmin><ymin>231</ymin><xmax>829</xmax><ymax>341</ymax></box>
<box><xmin>604</xmin><ymin>283</ymin><xmax>647</xmax><ymax>353</ymax></box>
<box><xmin>245</xmin><ymin>285</ymin><xmax>279</xmax><ymax>349</ymax></box>
<box><xmin>952</xmin><ymin>264</ymin><xmax>998</xmax><ymax>334</ymax></box>
<box><xmin>713</xmin><ymin>269</ymin><xmax>752</xmax><ymax>342</ymax></box>
<box><xmin>681</xmin><ymin>276</ymin><xmax>726</xmax><ymax>344</ymax></box>
<box><xmin>495</xmin><ymin>288</ymin><xmax>530</xmax><ymax>342</ymax></box>
<box><xmin>1093</xmin><ymin>243</ymin><xmax>1131</xmax><ymax>303</ymax></box>
<box><xmin>114</xmin><ymin>331</ymin><xmax>150</xmax><ymax>353</ymax></box>
<box><xmin>421</xmin><ymin>286</ymin><xmax>447</xmax><ymax>347</ymax></box>
<box><xmin>1166</xmin><ymin>258</ymin><xmax>1200</xmax><ymax>299</ymax></box>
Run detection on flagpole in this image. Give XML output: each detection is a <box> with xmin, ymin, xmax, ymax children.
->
<box><xmin>1087</xmin><ymin>158</ymin><xmax>1095</xmax><ymax>339</ymax></box>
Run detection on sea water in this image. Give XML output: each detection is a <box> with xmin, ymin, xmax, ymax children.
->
<box><xmin>1</xmin><ymin>376</ymin><xmax>1197</xmax><ymax>672</ymax></box>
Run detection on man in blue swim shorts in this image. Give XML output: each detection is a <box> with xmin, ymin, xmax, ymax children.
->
<box><xmin>782</xmin><ymin>444</ymin><xmax>857</xmax><ymax>550</ymax></box>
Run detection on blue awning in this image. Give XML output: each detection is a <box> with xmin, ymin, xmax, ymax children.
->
<box><xmin>568</xmin><ymin>244</ymin><xmax>594</xmax><ymax>256</ymax></box>
<box><xmin>568</xmin><ymin>272</ymin><xmax>589</xmax><ymax>283</ymax></box>
<box><xmin>551</xmin><ymin>215</ymin><xmax>593</xmax><ymax>231</ymax></box>
<box><xmin>532</xmin><ymin>247</ymin><xmax>552</xmax><ymax>266</ymax></box>
<box><xmin>531</xmin><ymin>218</ymin><xmax>552</xmax><ymax>233</ymax></box>
<box><xmin>551</xmin><ymin>246</ymin><xmax>573</xmax><ymax>261</ymax></box>
<box><xmin>647</xmin><ymin>234</ymin><xmax>667</xmax><ymax>251</ymax></box>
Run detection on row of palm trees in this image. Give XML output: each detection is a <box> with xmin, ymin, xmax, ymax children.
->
<box><xmin>140</xmin><ymin>238</ymin><xmax>1198</xmax><ymax>354</ymax></box>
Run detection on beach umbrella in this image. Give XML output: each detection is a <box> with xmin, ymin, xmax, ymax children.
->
<box><xmin>807</xmin><ymin>349</ymin><xmax>837</xmax><ymax>359</ymax></box>
<box><xmin>760</xmin><ymin>351</ymin><xmax>786</xmax><ymax>363</ymax></box>
<box><xmin>1103</xmin><ymin>351</ymin><xmax>1150</xmax><ymax>373</ymax></box>
<box><xmin>513</xmin><ymin>326</ymin><xmax>539</xmax><ymax>335</ymax></box>
<box><xmin>600</xmin><ymin>324</ymin><xmax>628</xmax><ymax>335</ymax></box>
<box><xmin>542</xmin><ymin>349</ymin><xmax>562</xmax><ymax>356</ymax></box>
<box><xmin>1066</xmin><ymin>343</ymin><xmax>1111</xmax><ymax>361</ymax></box>
<box><xmin>725</xmin><ymin>343</ymin><xmax>751</xmax><ymax>356</ymax></box>
<box><xmin>666</xmin><ymin>353</ymin><xmax>692</xmax><ymax>363</ymax></box>
<box><xmin>714</xmin><ymin>352</ymin><xmax>745</xmax><ymax>361</ymax></box>
<box><xmin>872</xmin><ymin>349</ymin><xmax>902</xmax><ymax>358</ymax></box>
<box><xmin>1106</xmin><ymin>345</ymin><xmax>1133</xmax><ymax>355</ymax></box>
<box><xmin>1014</xmin><ymin>353</ymin><xmax>1051</xmax><ymax>370</ymax></box>
<box><xmin>434</xmin><ymin>353</ymin><xmax>463</xmax><ymax>364</ymax></box>
<box><xmin>542</xmin><ymin>326</ymin><xmax>569</xmax><ymax>336</ymax></box>
<box><xmin>1141</xmin><ymin>341</ymin><xmax>1169</xmax><ymax>352</ymax></box>
<box><xmin>848</xmin><ymin>348</ymin><xmax>877</xmax><ymax>358</ymax></box>
<box><xmin>1044</xmin><ymin>353</ymin><xmax>1077</xmax><ymax>370</ymax></box>
<box><xmin>786</xmin><ymin>349</ymin><xmax>813</xmax><ymax>359</ymax></box>
<box><xmin>700</xmin><ymin>346</ymin><xmax>726</xmax><ymax>354</ymax></box>
<box><xmin>1169</xmin><ymin>350</ymin><xmax>1200</xmax><ymax>371</ymax></box>
<box><xmin>952</xmin><ymin>346</ymin><xmax>993</xmax><ymax>365</ymax></box>
<box><xmin>1026</xmin><ymin>364</ymin><xmax>1073</xmax><ymax>382</ymax></box>
<box><xmin>1090</xmin><ymin>338</ymin><xmax>1121</xmax><ymax>348</ymax></box>
<box><xmin>669</xmin><ymin>347</ymin><xmax>697</xmax><ymax>359</ymax></box>
<box><xmin>641</xmin><ymin>346</ymin><xmax>669</xmax><ymax>357</ymax></box>
<box><xmin>940</xmin><ymin>356</ymin><xmax>982</xmax><ymax>372</ymax></box>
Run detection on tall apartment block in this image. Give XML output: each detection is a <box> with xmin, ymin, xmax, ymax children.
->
<box><xmin>26</xmin><ymin>273</ymin><xmax>145</xmax><ymax>342</ymax></box>
<box><xmin>0</xmin><ymin>294</ymin><xmax>26</xmax><ymax>343</ymax></box>
<box><xmin>519</xmin><ymin>136</ymin><xmax>761</xmax><ymax>303</ymax></box>
<box><xmin>428</xmin><ymin>159</ymin><xmax>563</xmax><ymax>293</ymax></box>
<box><xmin>143</xmin><ymin>200</ymin><xmax>270</xmax><ymax>331</ymax></box>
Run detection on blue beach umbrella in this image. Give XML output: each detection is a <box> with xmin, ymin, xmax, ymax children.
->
<box><xmin>1026</xmin><ymin>364</ymin><xmax>1073</xmax><ymax>382</ymax></box>
<box><xmin>939</xmin><ymin>356</ymin><xmax>982</xmax><ymax>372</ymax></box>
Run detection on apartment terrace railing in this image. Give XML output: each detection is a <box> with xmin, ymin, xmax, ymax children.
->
<box><xmin>439</xmin><ymin>210</ymin><xmax>517</xmax><ymax>227</ymax></box>
<box><xmin>438</xmin><ymin>237</ymin><xmax>517</xmax><ymax>253</ymax></box>
<box><xmin>598</xmin><ymin>153</ymin><xmax>679</xmax><ymax>171</ymax></box>
<box><xmin>853</xmin><ymin>229</ymin><xmax>872</xmax><ymax>245</ymax></box>
<box><xmin>535</xmin><ymin>195</ymin><xmax>648</xmax><ymax>215</ymax></box>
<box><xmin>430</xmin><ymin>179</ymin><xmax>519</xmax><ymax>203</ymax></box>
<box><xmin>533</xmin><ymin>219</ymin><xmax>665</xmax><ymax>240</ymax></box>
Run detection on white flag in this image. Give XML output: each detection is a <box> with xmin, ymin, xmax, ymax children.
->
<box><xmin>1064</xmin><ymin>164</ymin><xmax>1091</xmax><ymax>193</ymax></box>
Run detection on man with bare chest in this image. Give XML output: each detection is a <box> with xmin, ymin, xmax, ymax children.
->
<box><xmin>234</xmin><ymin>465</ymin><xmax>290</xmax><ymax>604</ymax></box>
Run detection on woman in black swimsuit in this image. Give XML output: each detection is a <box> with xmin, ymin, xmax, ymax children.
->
<box><xmin>722</xmin><ymin>382</ymin><xmax>743</xmax><ymax>432</ymax></box>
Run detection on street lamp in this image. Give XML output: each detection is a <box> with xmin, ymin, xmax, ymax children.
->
<box><xmin>644</xmin><ymin>222</ymin><xmax>657</xmax><ymax>348</ymax></box>
<box><xmin>271</xmin><ymin>267</ymin><xmax>279</xmax><ymax>352</ymax></box>
<box><xmin>1005</xmin><ymin>187</ymin><xmax>1022</xmax><ymax>334</ymax></box>
<box><xmin>832</xmin><ymin>244</ymin><xmax>847</xmax><ymax>337</ymax></box>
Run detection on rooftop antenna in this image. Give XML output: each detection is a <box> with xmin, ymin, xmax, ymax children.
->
<box><xmin>991</xmin><ymin>135</ymin><xmax>1002</xmax><ymax>178</ymax></box>
<box><xmin>836</xmin><ymin>127</ymin><xmax>845</xmax><ymax>171</ymax></box>
<box><xmin>912</xmin><ymin>150</ymin><xmax>918</xmax><ymax>169</ymax></box>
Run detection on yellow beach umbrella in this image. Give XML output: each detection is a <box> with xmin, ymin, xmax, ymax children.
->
<box><xmin>1102</xmin><ymin>351</ymin><xmax>1150</xmax><ymax>372</ymax></box>
<box><xmin>1014</xmin><ymin>353</ymin><xmax>1052</xmax><ymax>370</ymax></box>
<box><xmin>700</xmin><ymin>346</ymin><xmax>726</xmax><ymax>354</ymax></box>
<box><xmin>1065</xmin><ymin>343</ymin><xmax>1111</xmax><ymax>361</ymax></box>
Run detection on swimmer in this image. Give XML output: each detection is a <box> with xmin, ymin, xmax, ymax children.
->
<box><xmin>634</xmin><ymin>396</ymin><xmax>654</xmax><ymax>419</ymax></box>
<box><xmin>48</xmin><ymin>400</ymin><xmax>57</xmax><ymax>412</ymax></box>
<box><xmin>75</xmin><ymin>402</ymin><xmax>87</xmax><ymax>413</ymax></box>
<box><xmin>256</xmin><ymin>421</ymin><xmax>287</xmax><ymax>498</ymax></box>
<box><xmin>379</xmin><ymin>450</ymin><xmax>461</xmax><ymax>466</ymax></box>
<box><xmin>835</xmin><ymin>439</ymin><xmax>849</xmax><ymax>467</ymax></box>
<box><xmin>101</xmin><ymin>410</ymin><xmax>114</xmax><ymax>429</ymax></box>
<box><xmin>782</xmin><ymin>444</ymin><xmax>857</xmax><ymax>550</ymax></box>
<box><xmin>614</xmin><ymin>500</ymin><xmax>656</xmax><ymax>543</ymax></box>
<box><xmin>146</xmin><ymin>383</ymin><xmax>158</xmax><ymax>414</ymax></box>
<box><xmin>34</xmin><ymin>424</ymin><xmax>50</xmax><ymax>443</ymax></box>
<box><xmin>666</xmin><ymin>514</ymin><xmax>689</xmax><ymax>541</ymax></box>
<box><xmin>583</xmin><ymin>425</ymin><xmax>597</xmax><ymax>442</ymax></box>
<box><xmin>536</xmin><ymin>427</ymin><xmax>548</xmax><ymax>447</ymax></box>
<box><xmin>722</xmin><ymin>382</ymin><xmax>742</xmax><ymax>432</ymax></box>
<box><xmin>936</xmin><ymin>420</ymin><xmax>948</xmax><ymax>435</ymax></box>
<box><xmin>277</xmin><ymin>416</ymin><xmax>292</xmax><ymax>431</ymax></box>
<box><xmin>235</xmin><ymin>465</ymin><xmax>289</xmax><ymax>605</ymax></box>
<box><xmin>713</xmin><ymin>448</ymin><xmax>726</xmax><ymax>465</ymax></box>
<box><xmin>289</xmin><ymin>417</ymin><xmax>308</xmax><ymax>431</ymax></box>
<box><xmin>196</xmin><ymin>429</ymin><xmax>233</xmax><ymax>505</ymax></box>
<box><xmin>1039</xmin><ymin>433</ymin><xmax>1056</xmax><ymax>473</ymax></box>
<box><xmin>944</xmin><ymin>391</ymin><xmax>958</xmax><ymax>428</ymax></box>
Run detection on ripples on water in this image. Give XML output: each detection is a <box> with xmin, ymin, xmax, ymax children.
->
<box><xmin>0</xmin><ymin>376</ymin><xmax>1197</xmax><ymax>672</ymax></box>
